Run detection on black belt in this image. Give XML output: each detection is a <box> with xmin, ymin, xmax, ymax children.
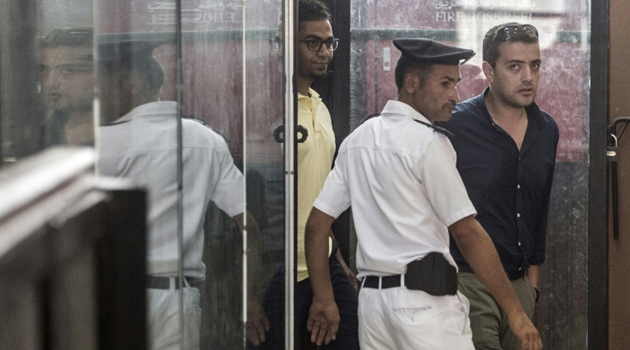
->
<box><xmin>362</xmin><ymin>275</ymin><xmax>404</xmax><ymax>289</ymax></box>
<box><xmin>457</xmin><ymin>264</ymin><xmax>527</xmax><ymax>281</ymax></box>
<box><xmin>361</xmin><ymin>252</ymin><xmax>457</xmax><ymax>296</ymax></box>
<box><xmin>146</xmin><ymin>276</ymin><xmax>203</xmax><ymax>289</ymax></box>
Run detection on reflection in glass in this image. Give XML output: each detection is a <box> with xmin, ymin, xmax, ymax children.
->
<box><xmin>95</xmin><ymin>32</ymin><xmax>261</xmax><ymax>349</ymax></box>
<box><xmin>92</xmin><ymin>0</ymin><xmax>287</xmax><ymax>349</ymax></box>
<box><xmin>96</xmin><ymin>35</ymin><xmax>250</xmax><ymax>346</ymax></box>
<box><xmin>94</xmin><ymin>2</ymin><xmax>192</xmax><ymax>349</ymax></box>
<box><xmin>39</xmin><ymin>27</ymin><xmax>95</xmax><ymax>148</ymax></box>
<box><xmin>35</xmin><ymin>0</ymin><xmax>95</xmax><ymax>154</ymax></box>
<box><xmin>3</xmin><ymin>0</ymin><xmax>288</xmax><ymax>348</ymax></box>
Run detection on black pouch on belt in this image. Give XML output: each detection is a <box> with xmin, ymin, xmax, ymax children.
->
<box><xmin>405</xmin><ymin>252</ymin><xmax>457</xmax><ymax>296</ymax></box>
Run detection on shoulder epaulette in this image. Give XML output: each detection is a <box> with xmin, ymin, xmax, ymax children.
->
<box><xmin>358</xmin><ymin>113</ymin><xmax>454</xmax><ymax>138</ymax></box>
<box><xmin>183</xmin><ymin>115</ymin><xmax>231</xmax><ymax>143</ymax></box>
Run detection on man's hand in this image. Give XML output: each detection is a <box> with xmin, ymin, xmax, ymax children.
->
<box><xmin>307</xmin><ymin>298</ymin><xmax>340</xmax><ymax>346</ymax></box>
<box><xmin>245</xmin><ymin>299</ymin><xmax>270</xmax><ymax>346</ymax></box>
<box><xmin>343</xmin><ymin>265</ymin><xmax>359</xmax><ymax>292</ymax></box>
<box><xmin>508</xmin><ymin>312</ymin><xmax>542</xmax><ymax>350</ymax></box>
<box><xmin>306</xmin><ymin>209</ymin><xmax>340</xmax><ymax>345</ymax></box>
<box><xmin>335</xmin><ymin>249</ymin><xmax>358</xmax><ymax>292</ymax></box>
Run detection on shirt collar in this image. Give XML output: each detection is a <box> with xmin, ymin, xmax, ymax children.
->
<box><xmin>479</xmin><ymin>87</ymin><xmax>549</xmax><ymax>131</ymax></box>
<box><xmin>298</xmin><ymin>88</ymin><xmax>321</xmax><ymax>100</ymax></box>
<box><xmin>110</xmin><ymin>101</ymin><xmax>177</xmax><ymax>124</ymax></box>
<box><xmin>381</xmin><ymin>100</ymin><xmax>432</xmax><ymax>125</ymax></box>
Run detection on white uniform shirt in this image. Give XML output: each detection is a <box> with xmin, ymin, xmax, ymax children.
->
<box><xmin>313</xmin><ymin>100</ymin><xmax>476</xmax><ymax>279</ymax></box>
<box><xmin>98</xmin><ymin>101</ymin><xmax>244</xmax><ymax>279</ymax></box>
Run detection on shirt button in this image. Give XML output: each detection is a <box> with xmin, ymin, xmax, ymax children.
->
<box><xmin>517</xmin><ymin>184</ymin><xmax>521</xmax><ymax>189</ymax></box>
<box><xmin>517</xmin><ymin>213</ymin><xmax>521</xmax><ymax>218</ymax></box>
<box><xmin>518</xmin><ymin>267</ymin><xmax>522</xmax><ymax>271</ymax></box>
<box><xmin>518</xmin><ymin>241</ymin><xmax>522</xmax><ymax>246</ymax></box>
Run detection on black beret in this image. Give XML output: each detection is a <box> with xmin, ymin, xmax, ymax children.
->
<box><xmin>393</xmin><ymin>38</ymin><xmax>475</xmax><ymax>65</ymax></box>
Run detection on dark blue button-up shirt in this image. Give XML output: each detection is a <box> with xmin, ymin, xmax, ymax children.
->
<box><xmin>438</xmin><ymin>88</ymin><xmax>559</xmax><ymax>273</ymax></box>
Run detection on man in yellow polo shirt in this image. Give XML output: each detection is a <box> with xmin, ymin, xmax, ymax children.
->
<box><xmin>253</xmin><ymin>1</ymin><xmax>359</xmax><ymax>349</ymax></box>
<box><xmin>295</xmin><ymin>1</ymin><xmax>358</xmax><ymax>348</ymax></box>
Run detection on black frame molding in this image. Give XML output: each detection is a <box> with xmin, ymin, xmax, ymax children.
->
<box><xmin>589</xmin><ymin>0</ymin><xmax>609</xmax><ymax>349</ymax></box>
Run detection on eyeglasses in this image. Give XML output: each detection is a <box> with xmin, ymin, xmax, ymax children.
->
<box><xmin>493</xmin><ymin>24</ymin><xmax>538</xmax><ymax>42</ymax></box>
<box><xmin>298</xmin><ymin>38</ymin><xmax>340</xmax><ymax>52</ymax></box>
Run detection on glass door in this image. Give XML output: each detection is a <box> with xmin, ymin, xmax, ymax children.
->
<box><xmin>92</xmin><ymin>0</ymin><xmax>289</xmax><ymax>349</ymax></box>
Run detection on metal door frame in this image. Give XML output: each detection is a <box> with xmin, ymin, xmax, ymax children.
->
<box><xmin>589</xmin><ymin>0</ymin><xmax>609</xmax><ymax>349</ymax></box>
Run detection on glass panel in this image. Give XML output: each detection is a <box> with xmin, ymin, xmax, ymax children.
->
<box><xmin>93</xmin><ymin>1</ymin><xmax>184</xmax><ymax>348</ymax></box>
<box><xmin>92</xmin><ymin>1</ymin><xmax>288</xmax><ymax>349</ymax></box>
<box><xmin>28</xmin><ymin>0</ymin><xmax>290</xmax><ymax>348</ymax></box>
<box><xmin>350</xmin><ymin>1</ymin><xmax>590</xmax><ymax>349</ymax></box>
<box><xmin>174</xmin><ymin>2</ymin><xmax>247</xmax><ymax>349</ymax></box>
<box><xmin>242</xmin><ymin>1</ymin><xmax>286</xmax><ymax>350</ymax></box>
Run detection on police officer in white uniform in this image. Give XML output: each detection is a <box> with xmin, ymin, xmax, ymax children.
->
<box><xmin>304</xmin><ymin>38</ymin><xmax>543</xmax><ymax>350</ymax></box>
<box><xmin>96</xmin><ymin>38</ymin><xmax>269</xmax><ymax>350</ymax></box>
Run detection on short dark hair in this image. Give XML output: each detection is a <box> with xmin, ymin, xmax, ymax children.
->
<box><xmin>298</xmin><ymin>0</ymin><xmax>332</xmax><ymax>24</ymax></box>
<box><xmin>40</xmin><ymin>27</ymin><xmax>93</xmax><ymax>51</ymax></box>
<box><xmin>394</xmin><ymin>55</ymin><xmax>431</xmax><ymax>90</ymax></box>
<box><xmin>482</xmin><ymin>22</ymin><xmax>539</xmax><ymax>67</ymax></box>
<box><xmin>134</xmin><ymin>55</ymin><xmax>165</xmax><ymax>93</ymax></box>
<box><xmin>103</xmin><ymin>55</ymin><xmax>164</xmax><ymax>94</ymax></box>
<box><xmin>99</xmin><ymin>42</ymin><xmax>165</xmax><ymax>93</ymax></box>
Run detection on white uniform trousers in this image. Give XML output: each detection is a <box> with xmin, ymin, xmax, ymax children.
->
<box><xmin>147</xmin><ymin>286</ymin><xmax>202</xmax><ymax>350</ymax></box>
<box><xmin>359</xmin><ymin>285</ymin><xmax>475</xmax><ymax>350</ymax></box>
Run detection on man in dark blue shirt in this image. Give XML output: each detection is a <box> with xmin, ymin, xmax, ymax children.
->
<box><xmin>439</xmin><ymin>23</ymin><xmax>559</xmax><ymax>350</ymax></box>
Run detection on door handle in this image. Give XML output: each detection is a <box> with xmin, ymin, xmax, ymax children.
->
<box><xmin>273</xmin><ymin>124</ymin><xmax>309</xmax><ymax>143</ymax></box>
<box><xmin>608</xmin><ymin>116</ymin><xmax>630</xmax><ymax>240</ymax></box>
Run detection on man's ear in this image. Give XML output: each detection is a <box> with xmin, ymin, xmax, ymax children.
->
<box><xmin>403</xmin><ymin>72</ymin><xmax>418</xmax><ymax>95</ymax></box>
<box><xmin>128</xmin><ymin>72</ymin><xmax>146</xmax><ymax>96</ymax></box>
<box><xmin>482</xmin><ymin>61</ymin><xmax>494</xmax><ymax>84</ymax></box>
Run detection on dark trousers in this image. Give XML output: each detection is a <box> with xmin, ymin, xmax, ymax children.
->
<box><xmin>250</xmin><ymin>252</ymin><xmax>359</xmax><ymax>350</ymax></box>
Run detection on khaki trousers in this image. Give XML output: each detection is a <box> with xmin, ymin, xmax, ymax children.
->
<box><xmin>457</xmin><ymin>272</ymin><xmax>537</xmax><ymax>350</ymax></box>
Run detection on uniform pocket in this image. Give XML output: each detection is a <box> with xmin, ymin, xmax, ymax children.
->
<box><xmin>392</xmin><ymin>290</ymin><xmax>437</xmax><ymax>326</ymax></box>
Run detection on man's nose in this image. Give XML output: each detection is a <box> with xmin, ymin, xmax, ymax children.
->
<box><xmin>45</xmin><ymin>69</ymin><xmax>61</xmax><ymax>87</ymax></box>
<box><xmin>452</xmin><ymin>87</ymin><xmax>460</xmax><ymax>103</ymax></box>
<box><xmin>317</xmin><ymin>43</ymin><xmax>333</xmax><ymax>57</ymax></box>
<box><xmin>522</xmin><ymin>66</ymin><xmax>533</xmax><ymax>81</ymax></box>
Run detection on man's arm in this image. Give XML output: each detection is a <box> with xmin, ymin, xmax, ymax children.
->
<box><xmin>528</xmin><ymin>265</ymin><xmax>540</xmax><ymax>303</ymax></box>
<box><xmin>449</xmin><ymin>215</ymin><xmax>542</xmax><ymax>350</ymax></box>
<box><xmin>329</xmin><ymin>229</ymin><xmax>358</xmax><ymax>292</ymax></box>
<box><xmin>305</xmin><ymin>208</ymin><xmax>340</xmax><ymax>346</ymax></box>
<box><xmin>527</xmin><ymin>265</ymin><xmax>539</xmax><ymax>288</ymax></box>
<box><xmin>233</xmin><ymin>212</ymin><xmax>270</xmax><ymax>346</ymax></box>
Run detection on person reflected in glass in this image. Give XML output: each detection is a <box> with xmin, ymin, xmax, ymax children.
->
<box><xmin>96</xmin><ymin>38</ymin><xmax>269</xmax><ymax>350</ymax></box>
<box><xmin>39</xmin><ymin>27</ymin><xmax>95</xmax><ymax>147</ymax></box>
<box><xmin>437</xmin><ymin>23</ymin><xmax>559</xmax><ymax>350</ymax></box>
<box><xmin>305</xmin><ymin>38</ymin><xmax>542</xmax><ymax>350</ymax></box>
<box><xmin>254</xmin><ymin>1</ymin><xmax>359</xmax><ymax>350</ymax></box>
